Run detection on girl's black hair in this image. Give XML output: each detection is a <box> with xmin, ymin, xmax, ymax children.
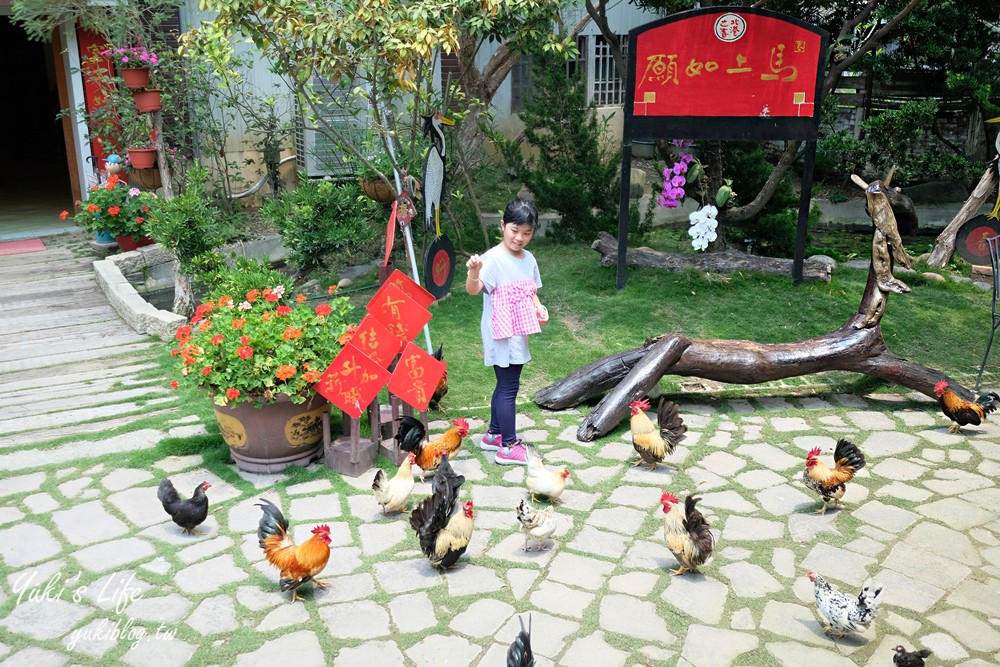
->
<box><xmin>502</xmin><ymin>198</ymin><xmax>538</xmax><ymax>229</ymax></box>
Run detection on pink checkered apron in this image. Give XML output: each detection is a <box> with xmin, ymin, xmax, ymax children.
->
<box><xmin>491</xmin><ymin>280</ymin><xmax>541</xmax><ymax>340</ymax></box>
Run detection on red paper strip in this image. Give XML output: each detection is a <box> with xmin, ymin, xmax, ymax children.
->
<box><xmin>351</xmin><ymin>314</ymin><xmax>405</xmax><ymax>369</ymax></box>
<box><xmin>366</xmin><ymin>282</ymin><xmax>431</xmax><ymax>342</ymax></box>
<box><xmin>376</xmin><ymin>269</ymin><xmax>435</xmax><ymax>309</ymax></box>
<box><xmin>316</xmin><ymin>342</ymin><xmax>388</xmax><ymax>418</ymax></box>
<box><xmin>387</xmin><ymin>342</ymin><xmax>446</xmax><ymax>412</ymax></box>
<box><xmin>383</xmin><ymin>199</ymin><xmax>397</xmax><ymax>267</ymax></box>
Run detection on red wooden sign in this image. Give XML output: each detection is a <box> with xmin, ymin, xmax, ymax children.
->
<box><xmin>317</xmin><ymin>343</ymin><xmax>388</xmax><ymax>418</ymax></box>
<box><xmin>387</xmin><ymin>342</ymin><xmax>446</xmax><ymax>412</ymax></box>
<box><xmin>378</xmin><ymin>269</ymin><xmax>435</xmax><ymax>309</ymax></box>
<box><xmin>351</xmin><ymin>314</ymin><xmax>405</xmax><ymax>369</ymax></box>
<box><xmin>633</xmin><ymin>10</ymin><xmax>823</xmax><ymax>119</ymax></box>
<box><xmin>366</xmin><ymin>282</ymin><xmax>432</xmax><ymax>342</ymax></box>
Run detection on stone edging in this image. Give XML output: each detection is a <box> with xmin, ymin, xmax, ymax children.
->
<box><xmin>93</xmin><ymin>235</ymin><xmax>287</xmax><ymax>340</ymax></box>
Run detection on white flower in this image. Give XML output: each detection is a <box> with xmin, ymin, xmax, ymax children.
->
<box><xmin>273</xmin><ymin>285</ymin><xmax>286</xmax><ymax>298</ymax></box>
<box><xmin>238</xmin><ymin>301</ymin><xmax>252</xmax><ymax>311</ymax></box>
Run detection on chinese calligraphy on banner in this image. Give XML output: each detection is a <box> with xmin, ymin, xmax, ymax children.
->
<box><xmin>351</xmin><ymin>314</ymin><xmax>405</xmax><ymax>369</ymax></box>
<box><xmin>633</xmin><ymin>11</ymin><xmax>822</xmax><ymax>118</ymax></box>
<box><xmin>366</xmin><ymin>282</ymin><xmax>433</xmax><ymax>341</ymax></box>
<box><xmin>317</xmin><ymin>342</ymin><xmax>388</xmax><ymax>418</ymax></box>
<box><xmin>387</xmin><ymin>342</ymin><xmax>447</xmax><ymax>412</ymax></box>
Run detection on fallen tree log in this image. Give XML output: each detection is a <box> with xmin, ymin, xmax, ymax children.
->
<box><xmin>927</xmin><ymin>166</ymin><xmax>997</xmax><ymax>268</ymax></box>
<box><xmin>539</xmin><ymin>172</ymin><xmax>972</xmax><ymax>441</ymax></box>
<box><xmin>591</xmin><ymin>231</ymin><xmax>832</xmax><ymax>282</ymax></box>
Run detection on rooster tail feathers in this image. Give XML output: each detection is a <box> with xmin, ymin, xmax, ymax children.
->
<box><xmin>433</xmin><ymin>344</ymin><xmax>443</xmax><ymax>361</ymax></box>
<box><xmin>157</xmin><ymin>478</ymin><xmax>179</xmax><ymax>507</ymax></box>
<box><xmin>656</xmin><ymin>398</ymin><xmax>687</xmax><ymax>450</ymax></box>
<box><xmin>255</xmin><ymin>498</ymin><xmax>289</xmax><ymax>547</ymax></box>
<box><xmin>833</xmin><ymin>438</ymin><xmax>866</xmax><ymax>472</ymax></box>
<box><xmin>977</xmin><ymin>390</ymin><xmax>1000</xmax><ymax>412</ymax></box>
<box><xmin>507</xmin><ymin>613</ymin><xmax>534</xmax><ymax>667</ymax></box>
<box><xmin>433</xmin><ymin>454</ymin><xmax>465</xmax><ymax>496</ymax></box>
<box><xmin>395</xmin><ymin>416</ymin><xmax>425</xmax><ymax>452</ymax></box>
<box><xmin>372</xmin><ymin>468</ymin><xmax>387</xmax><ymax>493</ymax></box>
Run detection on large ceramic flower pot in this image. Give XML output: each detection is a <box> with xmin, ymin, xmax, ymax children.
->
<box><xmin>213</xmin><ymin>393</ymin><xmax>329</xmax><ymax>473</ymax></box>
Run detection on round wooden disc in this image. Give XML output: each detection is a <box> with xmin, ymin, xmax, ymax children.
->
<box><xmin>956</xmin><ymin>215</ymin><xmax>1000</xmax><ymax>265</ymax></box>
<box><xmin>423</xmin><ymin>234</ymin><xmax>455</xmax><ymax>300</ymax></box>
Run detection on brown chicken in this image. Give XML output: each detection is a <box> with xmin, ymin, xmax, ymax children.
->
<box><xmin>803</xmin><ymin>439</ymin><xmax>866</xmax><ymax>515</ymax></box>
<box><xmin>661</xmin><ymin>493</ymin><xmax>714</xmax><ymax>576</ymax></box>
<box><xmin>429</xmin><ymin>344</ymin><xmax>448</xmax><ymax>408</ymax></box>
<box><xmin>256</xmin><ymin>498</ymin><xmax>331</xmax><ymax>602</ymax></box>
<box><xmin>395</xmin><ymin>416</ymin><xmax>469</xmax><ymax>481</ymax></box>
<box><xmin>409</xmin><ymin>455</ymin><xmax>474</xmax><ymax>569</ymax></box>
<box><xmin>629</xmin><ymin>398</ymin><xmax>687</xmax><ymax>470</ymax></box>
<box><xmin>935</xmin><ymin>380</ymin><xmax>1000</xmax><ymax>433</ymax></box>
<box><xmin>372</xmin><ymin>452</ymin><xmax>416</xmax><ymax>514</ymax></box>
<box><xmin>525</xmin><ymin>445</ymin><xmax>570</xmax><ymax>503</ymax></box>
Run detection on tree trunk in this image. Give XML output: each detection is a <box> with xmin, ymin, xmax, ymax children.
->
<box><xmin>927</xmin><ymin>167</ymin><xmax>997</xmax><ymax>268</ymax></box>
<box><xmin>173</xmin><ymin>269</ymin><xmax>195</xmax><ymax>318</ymax></box>
<box><xmin>591</xmin><ymin>231</ymin><xmax>832</xmax><ymax>282</ymax></box>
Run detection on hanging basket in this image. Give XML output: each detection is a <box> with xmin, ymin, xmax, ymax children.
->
<box><xmin>359</xmin><ymin>177</ymin><xmax>394</xmax><ymax>203</ymax></box>
<box><xmin>132</xmin><ymin>88</ymin><xmax>161</xmax><ymax>114</ymax></box>
<box><xmin>130</xmin><ymin>166</ymin><xmax>162</xmax><ymax>190</ymax></box>
<box><xmin>126</xmin><ymin>147</ymin><xmax>157</xmax><ymax>169</ymax></box>
<box><xmin>120</xmin><ymin>67</ymin><xmax>151</xmax><ymax>90</ymax></box>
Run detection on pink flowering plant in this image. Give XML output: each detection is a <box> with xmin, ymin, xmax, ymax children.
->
<box><xmin>100</xmin><ymin>46</ymin><xmax>159</xmax><ymax>69</ymax></box>
<box><xmin>657</xmin><ymin>140</ymin><xmax>694</xmax><ymax>209</ymax></box>
<box><xmin>170</xmin><ymin>284</ymin><xmax>355</xmax><ymax>406</ymax></box>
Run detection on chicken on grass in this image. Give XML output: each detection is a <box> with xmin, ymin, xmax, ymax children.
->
<box><xmin>409</xmin><ymin>455</ymin><xmax>473</xmax><ymax>570</ymax></box>
<box><xmin>628</xmin><ymin>398</ymin><xmax>686</xmax><ymax>470</ymax></box>
<box><xmin>516</xmin><ymin>499</ymin><xmax>556</xmax><ymax>552</ymax></box>
<box><xmin>934</xmin><ymin>380</ymin><xmax>999</xmax><ymax>434</ymax></box>
<box><xmin>661</xmin><ymin>493</ymin><xmax>714</xmax><ymax>576</ymax></box>
<box><xmin>157</xmin><ymin>478</ymin><xmax>210</xmax><ymax>535</ymax></box>
<box><xmin>256</xmin><ymin>498</ymin><xmax>331</xmax><ymax>602</ymax></box>
<box><xmin>807</xmin><ymin>570</ymin><xmax>884</xmax><ymax>637</ymax></box>
<box><xmin>803</xmin><ymin>438</ymin><xmax>866</xmax><ymax>515</ymax></box>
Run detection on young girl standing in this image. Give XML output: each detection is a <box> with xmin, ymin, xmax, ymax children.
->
<box><xmin>465</xmin><ymin>199</ymin><xmax>548</xmax><ymax>465</ymax></box>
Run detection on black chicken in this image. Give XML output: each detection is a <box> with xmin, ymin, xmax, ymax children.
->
<box><xmin>408</xmin><ymin>454</ymin><xmax>473</xmax><ymax>569</ymax></box>
<box><xmin>429</xmin><ymin>344</ymin><xmax>448</xmax><ymax>408</ymax></box>
<box><xmin>157</xmin><ymin>478</ymin><xmax>210</xmax><ymax>534</ymax></box>
<box><xmin>507</xmin><ymin>614</ymin><xmax>535</xmax><ymax>667</ymax></box>
<box><xmin>893</xmin><ymin>645</ymin><xmax>931</xmax><ymax>667</ymax></box>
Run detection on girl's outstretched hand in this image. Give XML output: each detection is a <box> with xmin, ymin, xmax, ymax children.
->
<box><xmin>466</xmin><ymin>254</ymin><xmax>483</xmax><ymax>275</ymax></box>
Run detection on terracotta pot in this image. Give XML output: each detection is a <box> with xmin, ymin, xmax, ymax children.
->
<box><xmin>115</xmin><ymin>235</ymin><xmax>155</xmax><ymax>252</ymax></box>
<box><xmin>359</xmin><ymin>177</ymin><xmax>394</xmax><ymax>202</ymax></box>
<box><xmin>213</xmin><ymin>393</ymin><xmax>329</xmax><ymax>473</ymax></box>
<box><xmin>132</xmin><ymin>88</ymin><xmax>161</xmax><ymax>113</ymax></box>
<box><xmin>130</xmin><ymin>167</ymin><xmax>162</xmax><ymax>190</ymax></box>
<box><xmin>127</xmin><ymin>147</ymin><xmax>157</xmax><ymax>169</ymax></box>
<box><xmin>121</xmin><ymin>67</ymin><xmax>151</xmax><ymax>90</ymax></box>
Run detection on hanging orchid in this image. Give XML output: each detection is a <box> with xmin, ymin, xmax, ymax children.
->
<box><xmin>657</xmin><ymin>140</ymin><xmax>694</xmax><ymax>209</ymax></box>
<box><xmin>688</xmin><ymin>204</ymin><xmax>719</xmax><ymax>252</ymax></box>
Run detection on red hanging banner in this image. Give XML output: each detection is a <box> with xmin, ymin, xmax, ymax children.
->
<box><xmin>351</xmin><ymin>314</ymin><xmax>405</xmax><ymax>369</ymax></box>
<box><xmin>377</xmin><ymin>269</ymin><xmax>435</xmax><ymax>309</ymax></box>
<box><xmin>316</xmin><ymin>343</ymin><xmax>388</xmax><ymax>418</ymax></box>
<box><xmin>387</xmin><ymin>342</ymin><xmax>447</xmax><ymax>412</ymax></box>
<box><xmin>366</xmin><ymin>282</ymin><xmax>432</xmax><ymax>342</ymax></box>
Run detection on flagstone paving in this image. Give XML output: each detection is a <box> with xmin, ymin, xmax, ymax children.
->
<box><xmin>3</xmin><ymin>234</ymin><xmax>1000</xmax><ymax>666</ymax></box>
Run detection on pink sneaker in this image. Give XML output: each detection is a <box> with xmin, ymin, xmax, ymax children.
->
<box><xmin>480</xmin><ymin>431</ymin><xmax>502</xmax><ymax>451</ymax></box>
<box><xmin>495</xmin><ymin>440</ymin><xmax>528</xmax><ymax>465</ymax></box>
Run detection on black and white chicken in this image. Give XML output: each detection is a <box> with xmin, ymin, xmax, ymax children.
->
<box><xmin>516</xmin><ymin>499</ymin><xmax>556</xmax><ymax>552</ymax></box>
<box><xmin>506</xmin><ymin>614</ymin><xmax>535</xmax><ymax>667</ymax></box>
<box><xmin>807</xmin><ymin>570</ymin><xmax>884</xmax><ymax>636</ymax></box>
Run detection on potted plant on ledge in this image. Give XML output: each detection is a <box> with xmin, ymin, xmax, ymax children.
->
<box><xmin>69</xmin><ymin>174</ymin><xmax>160</xmax><ymax>251</ymax></box>
<box><xmin>167</xmin><ymin>259</ymin><xmax>355</xmax><ymax>473</ymax></box>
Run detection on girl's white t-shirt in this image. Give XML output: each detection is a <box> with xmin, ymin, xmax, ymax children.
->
<box><xmin>478</xmin><ymin>245</ymin><xmax>542</xmax><ymax>367</ymax></box>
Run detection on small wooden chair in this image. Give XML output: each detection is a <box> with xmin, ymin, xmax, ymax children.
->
<box><xmin>975</xmin><ymin>234</ymin><xmax>1000</xmax><ymax>393</ymax></box>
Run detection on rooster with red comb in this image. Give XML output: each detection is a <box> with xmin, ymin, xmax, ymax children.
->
<box><xmin>802</xmin><ymin>439</ymin><xmax>866</xmax><ymax>515</ymax></box>
<box><xmin>628</xmin><ymin>397</ymin><xmax>686</xmax><ymax>471</ymax></box>
<box><xmin>661</xmin><ymin>492</ymin><xmax>714</xmax><ymax>576</ymax></box>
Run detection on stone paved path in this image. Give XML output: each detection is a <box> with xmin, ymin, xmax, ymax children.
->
<box><xmin>2</xmin><ymin>233</ymin><xmax>1000</xmax><ymax>666</ymax></box>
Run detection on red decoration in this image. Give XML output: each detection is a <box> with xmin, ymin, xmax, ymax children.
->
<box><xmin>366</xmin><ymin>282</ymin><xmax>432</xmax><ymax>342</ymax></box>
<box><xmin>377</xmin><ymin>269</ymin><xmax>435</xmax><ymax>309</ymax></box>
<box><xmin>351</xmin><ymin>314</ymin><xmax>405</xmax><ymax>369</ymax></box>
<box><xmin>387</xmin><ymin>342</ymin><xmax>447</xmax><ymax>412</ymax></box>
<box><xmin>633</xmin><ymin>11</ymin><xmax>822</xmax><ymax>118</ymax></box>
<box><xmin>317</xmin><ymin>343</ymin><xmax>388</xmax><ymax>418</ymax></box>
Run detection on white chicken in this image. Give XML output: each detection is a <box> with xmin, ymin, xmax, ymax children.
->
<box><xmin>807</xmin><ymin>570</ymin><xmax>884</xmax><ymax>637</ymax></box>
<box><xmin>371</xmin><ymin>452</ymin><xmax>416</xmax><ymax>514</ymax></box>
<box><xmin>525</xmin><ymin>445</ymin><xmax>570</xmax><ymax>503</ymax></box>
<box><xmin>516</xmin><ymin>499</ymin><xmax>557</xmax><ymax>551</ymax></box>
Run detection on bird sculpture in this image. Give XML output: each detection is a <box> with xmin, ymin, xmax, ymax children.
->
<box><xmin>987</xmin><ymin>117</ymin><xmax>1000</xmax><ymax>218</ymax></box>
<box><xmin>422</xmin><ymin>111</ymin><xmax>454</xmax><ymax>238</ymax></box>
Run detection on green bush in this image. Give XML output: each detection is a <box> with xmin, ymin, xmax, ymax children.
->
<box><xmin>493</xmin><ymin>49</ymin><xmax>621</xmax><ymax>243</ymax></box>
<box><xmin>260</xmin><ymin>177</ymin><xmax>382</xmax><ymax>276</ymax></box>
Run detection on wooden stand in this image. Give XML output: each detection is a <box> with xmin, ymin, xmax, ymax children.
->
<box><xmin>378</xmin><ymin>394</ymin><xmax>429</xmax><ymax>465</ymax></box>
<box><xmin>323</xmin><ymin>398</ymin><xmax>379</xmax><ymax>477</ymax></box>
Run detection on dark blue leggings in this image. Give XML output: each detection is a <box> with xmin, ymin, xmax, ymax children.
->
<box><xmin>489</xmin><ymin>364</ymin><xmax>523</xmax><ymax>445</ymax></box>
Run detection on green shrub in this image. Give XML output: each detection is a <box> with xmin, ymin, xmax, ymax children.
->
<box><xmin>260</xmin><ymin>177</ymin><xmax>382</xmax><ymax>276</ymax></box>
<box><xmin>493</xmin><ymin>49</ymin><xmax>620</xmax><ymax>243</ymax></box>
